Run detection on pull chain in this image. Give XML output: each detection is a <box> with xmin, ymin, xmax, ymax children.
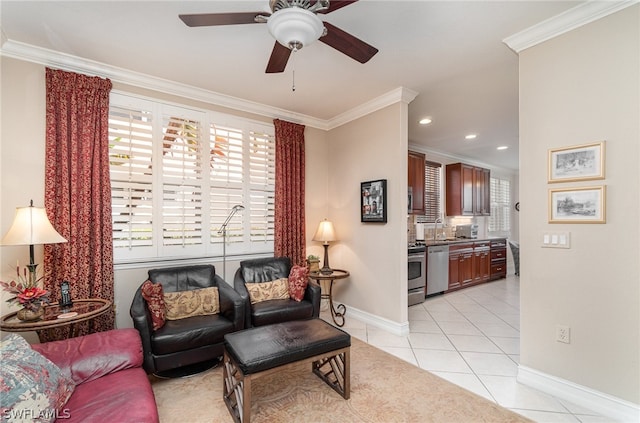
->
<box><xmin>291</xmin><ymin>48</ymin><xmax>297</xmax><ymax>92</ymax></box>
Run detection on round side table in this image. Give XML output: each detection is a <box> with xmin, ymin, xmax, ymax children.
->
<box><xmin>309</xmin><ymin>269</ymin><xmax>349</xmax><ymax>327</ymax></box>
<box><xmin>0</xmin><ymin>298</ymin><xmax>112</xmax><ymax>341</ymax></box>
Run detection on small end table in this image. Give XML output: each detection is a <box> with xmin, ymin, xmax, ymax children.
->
<box><xmin>309</xmin><ymin>269</ymin><xmax>349</xmax><ymax>327</ymax></box>
<box><xmin>0</xmin><ymin>298</ymin><xmax>112</xmax><ymax>341</ymax></box>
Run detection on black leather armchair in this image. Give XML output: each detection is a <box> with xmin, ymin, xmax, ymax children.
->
<box><xmin>233</xmin><ymin>257</ymin><xmax>321</xmax><ymax>328</ymax></box>
<box><xmin>130</xmin><ymin>264</ymin><xmax>244</xmax><ymax>375</ymax></box>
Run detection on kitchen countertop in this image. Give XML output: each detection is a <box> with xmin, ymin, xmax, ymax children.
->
<box><xmin>421</xmin><ymin>237</ymin><xmax>506</xmax><ymax>246</ymax></box>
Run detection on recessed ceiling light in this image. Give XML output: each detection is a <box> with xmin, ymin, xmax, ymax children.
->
<box><xmin>419</xmin><ymin>117</ymin><xmax>432</xmax><ymax>125</ymax></box>
<box><xmin>497</xmin><ymin>146</ymin><xmax>509</xmax><ymax>150</ymax></box>
<box><xmin>465</xmin><ymin>134</ymin><xmax>477</xmax><ymax>140</ymax></box>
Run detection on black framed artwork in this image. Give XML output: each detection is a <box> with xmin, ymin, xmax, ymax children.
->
<box><xmin>361</xmin><ymin>179</ymin><xmax>387</xmax><ymax>223</ymax></box>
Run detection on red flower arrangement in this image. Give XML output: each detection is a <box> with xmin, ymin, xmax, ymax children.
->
<box><xmin>0</xmin><ymin>265</ymin><xmax>51</xmax><ymax>311</ymax></box>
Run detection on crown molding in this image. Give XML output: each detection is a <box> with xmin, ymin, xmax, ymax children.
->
<box><xmin>0</xmin><ymin>39</ymin><xmax>330</xmax><ymax>129</ymax></box>
<box><xmin>0</xmin><ymin>39</ymin><xmax>415</xmax><ymax>132</ymax></box>
<box><xmin>408</xmin><ymin>143</ymin><xmax>518</xmax><ymax>174</ymax></box>
<box><xmin>327</xmin><ymin>87</ymin><xmax>419</xmax><ymax>130</ymax></box>
<box><xmin>503</xmin><ymin>0</ymin><xmax>638</xmax><ymax>53</ymax></box>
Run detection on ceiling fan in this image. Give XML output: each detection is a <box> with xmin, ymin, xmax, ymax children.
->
<box><xmin>179</xmin><ymin>0</ymin><xmax>378</xmax><ymax>74</ymax></box>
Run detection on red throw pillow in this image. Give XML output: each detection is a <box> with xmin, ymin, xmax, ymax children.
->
<box><xmin>288</xmin><ymin>265</ymin><xmax>309</xmax><ymax>302</ymax></box>
<box><xmin>141</xmin><ymin>280</ymin><xmax>166</xmax><ymax>330</ymax></box>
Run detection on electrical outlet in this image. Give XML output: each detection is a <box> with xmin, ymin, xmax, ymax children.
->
<box><xmin>556</xmin><ymin>325</ymin><xmax>570</xmax><ymax>344</ymax></box>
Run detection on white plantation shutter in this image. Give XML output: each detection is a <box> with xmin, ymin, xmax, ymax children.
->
<box><xmin>109</xmin><ymin>93</ymin><xmax>275</xmax><ymax>261</ymax></box>
<box><xmin>109</xmin><ymin>103</ymin><xmax>154</xmax><ymax>256</ymax></box>
<box><xmin>209</xmin><ymin>124</ymin><xmax>244</xmax><ymax>245</ymax></box>
<box><xmin>489</xmin><ymin>177</ymin><xmax>510</xmax><ymax>232</ymax></box>
<box><xmin>248</xmin><ymin>129</ymin><xmax>275</xmax><ymax>244</ymax></box>
<box><xmin>161</xmin><ymin>113</ymin><xmax>204</xmax><ymax>251</ymax></box>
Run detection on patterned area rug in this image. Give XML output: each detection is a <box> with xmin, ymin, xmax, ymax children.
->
<box><xmin>150</xmin><ymin>337</ymin><xmax>531</xmax><ymax>422</ymax></box>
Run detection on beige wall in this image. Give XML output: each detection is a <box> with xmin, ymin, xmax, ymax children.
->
<box><xmin>304</xmin><ymin>126</ymin><xmax>330</xmax><ymax>260</ymax></box>
<box><xmin>325</xmin><ymin>102</ymin><xmax>409</xmax><ymax>324</ymax></box>
<box><xmin>0</xmin><ymin>59</ymin><xmax>47</xmax><ymax>320</ymax></box>
<box><xmin>519</xmin><ymin>5</ymin><xmax>639</xmax><ymax>404</ymax></box>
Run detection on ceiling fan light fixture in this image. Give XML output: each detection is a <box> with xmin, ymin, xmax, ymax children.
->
<box><xmin>267</xmin><ymin>7</ymin><xmax>324</xmax><ymax>51</ymax></box>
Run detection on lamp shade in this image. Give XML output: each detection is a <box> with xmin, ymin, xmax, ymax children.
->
<box><xmin>312</xmin><ymin>219</ymin><xmax>336</xmax><ymax>244</ymax></box>
<box><xmin>267</xmin><ymin>7</ymin><xmax>324</xmax><ymax>50</ymax></box>
<box><xmin>1</xmin><ymin>205</ymin><xmax>67</xmax><ymax>246</ymax></box>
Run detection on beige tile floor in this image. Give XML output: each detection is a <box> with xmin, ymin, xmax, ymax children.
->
<box><xmin>320</xmin><ymin>275</ymin><xmax>613</xmax><ymax>423</ymax></box>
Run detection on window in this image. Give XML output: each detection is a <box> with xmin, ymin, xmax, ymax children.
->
<box><xmin>109</xmin><ymin>93</ymin><xmax>275</xmax><ymax>262</ymax></box>
<box><xmin>423</xmin><ymin>161</ymin><xmax>442</xmax><ymax>223</ymax></box>
<box><xmin>489</xmin><ymin>177</ymin><xmax>510</xmax><ymax>232</ymax></box>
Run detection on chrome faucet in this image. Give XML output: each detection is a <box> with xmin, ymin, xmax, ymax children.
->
<box><xmin>433</xmin><ymin>217</ymin><xmax>443</xmax><ymax>242</ymax></box>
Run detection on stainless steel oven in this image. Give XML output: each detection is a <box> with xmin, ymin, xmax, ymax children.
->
<box><xmin>408</xmin><ymin>246</ymin><xmax>426</xmax><ymax>306</ymax></box>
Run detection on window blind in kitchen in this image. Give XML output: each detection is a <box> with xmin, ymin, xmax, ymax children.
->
<box><xmin>424</xmin><ymin>161</ymin><xmax>442</xmax><ymax>223</ymax></box>
<box><xmin>489</xmin><ymin>177</ymin><xmax>510</xmax><ymax>232</ymax></box>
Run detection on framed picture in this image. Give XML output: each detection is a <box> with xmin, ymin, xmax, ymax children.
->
<box><xmin>549</xmin><ymin>185</ymin><xmax>606</xmax><ymax>223</ymax></box>
<box><xmin>361</xmin><ymin>179</ymin><xmax>387</xmax><ymax>223</ymax></box>
<box><xmin>548</xmin><ymin>141</ymin><xmax>605</xmax><ymax>183</ymax></box>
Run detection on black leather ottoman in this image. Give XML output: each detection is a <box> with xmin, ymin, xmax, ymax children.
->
<box><xmin>222</xmin><ymin>319</ymin><xmax>351</xmax><ymax>423</ymax></box>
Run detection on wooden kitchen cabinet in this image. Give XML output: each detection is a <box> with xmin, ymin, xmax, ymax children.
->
<box><xmin>448</xmin><ymin>243</ymin><xmax>473</xmax><ymax>291</ymax></box>
<box><xmin>408</xmin><ymin>151</ymin><xmax>425</xmax><ymax>215</ymax></box>
<box><xmin>448</xmin><ymin>241</ymin><xmax>491</xmax><ymax>292</ymax></box>
<box><xmin>489</xmin><ymin>238</ymin><xmax>507</xmax><ymax>280</ymax></box>
<box><xmin>476</xmin><ymin>167</ymin><xmax>491</xmax><ymax>215</ymax></box>
<box><xmin>473</xmin><ymin>241</ymin><xmax>491</xmax><ymax>283</ymax></box>
<box><xmin>445</xmin><ymin>163</ymin><xmax>491</xmax><ymax>216</ymax></box>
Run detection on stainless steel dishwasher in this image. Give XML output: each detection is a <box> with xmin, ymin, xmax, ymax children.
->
<box><xmin>426</xmin><ymin>245</ymin><xmax>449</xmax><ymax>296</ymax></box>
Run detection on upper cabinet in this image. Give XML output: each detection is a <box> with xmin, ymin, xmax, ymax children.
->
<box><xmin>445</xmin><ymin>163</ymin><xmax>490</xmax><ymax>216</ymax></box>
<box><xmin>408</xmin><ymin>151</ymin><xmax>425</xmax><ymax>215</ymax></box>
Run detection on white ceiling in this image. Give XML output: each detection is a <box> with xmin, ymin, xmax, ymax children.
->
<box><xmin>1</xmin><ymin>0</ymin><xmax>586</xmax><ymax>170</ymax></box>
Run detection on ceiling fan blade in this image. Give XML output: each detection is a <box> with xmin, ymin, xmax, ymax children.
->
<box><xmin>319</xmin><ymin>1</ymin><xmax>359</xmax><ymax>14</ymax></box>
<box><xmin>179</xmin><ymin>12</ymin><xmax>267</xmax><ymax>27</ymax></box>
<box><xmin>266</xmin><ymin>42</ymin><xmax>292</xmax><ymax>73</ymax></box>
<box><xmin>320</xmin><ymin>22</ymin><xmax>378</xmax><ymax>64</ymax></box>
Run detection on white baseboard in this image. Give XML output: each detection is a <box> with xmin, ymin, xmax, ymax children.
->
<box><xmin>518</xmin><ymin>365</ymin><xmax>640</xmax><ymax>422</ymax></box>
<box><xmin>343</xmin><ymin>304</ymin><xmax>410</xmax><ymax>337</ymax></box>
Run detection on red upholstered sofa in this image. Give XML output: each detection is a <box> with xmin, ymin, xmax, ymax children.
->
<box><xmin>32</xmin><ymin>328</ymin><xmax>159</xmax><ymax>423</ymax></box>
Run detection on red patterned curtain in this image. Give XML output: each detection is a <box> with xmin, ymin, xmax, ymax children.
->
<box><xmin>274</xmin><ymin>119</ymin><xmax>306</xmax><ymax>266</ymax></box>
<box><xmin>42</xmin><ymin>68</ymin><xmax>114</xmax><ymax>341</ymax></box>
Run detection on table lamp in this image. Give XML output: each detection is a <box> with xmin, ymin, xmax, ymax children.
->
<box><xmin>1</xmin><ymin>200</ymin><xmax>67</xmax><ymax>286</ymax></box>
<box><xmin>312</xmin><ymin>219</ymin><xmax>336</xmax><ymax>275</ymax></box>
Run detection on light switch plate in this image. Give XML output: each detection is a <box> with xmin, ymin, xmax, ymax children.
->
<box><xmin>542</xmin><ymin>231</ymin><xmax>571</xmax><ymax>248</ymax></box>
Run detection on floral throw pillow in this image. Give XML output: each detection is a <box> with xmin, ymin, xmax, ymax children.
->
<box><xmin>141</xmin><ymin>280</ymin><xmax>166</xmax><ymax>330</ymax></box>
<box><xmin>245</xmin><ymin>278</ymin><xmax>290</xmax><ymax>305</ymax></box>
<box><xmin>0</xmin><ymin>334</ymin><xmax>75</xmax><ymax>423</ymax></box>
<box><xmin>163</xmin><ymin>287</ymin><xmax>220</xmax><ymax>320</ymax></box>
<box><xmin>288</xmin><ymin>265</ymin><xmax>309</xmax><ymax>302</ymax></box>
